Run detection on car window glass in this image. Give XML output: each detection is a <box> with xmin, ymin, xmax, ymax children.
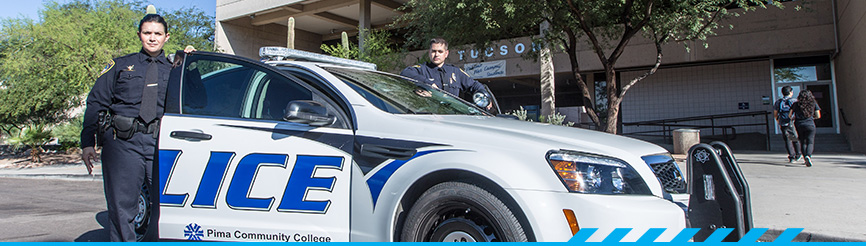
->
<box><xmin>249</xmin><ymin>71</ymin><xmax>313</xmax><ymax>120</ymax></box>
<box><xmin>181</xmin><ymin>56</ymin><xmax>349</xmax><ymax>129</ymax></box>
<box><xmin>323</xmin><ymin>67</ymin><xmax>490</xmax><ymax>116</ymax></box>
<box><xmin>181</xmin><ymin>59</ymin><xmax>252</xmax><ymax>118</ymax></box>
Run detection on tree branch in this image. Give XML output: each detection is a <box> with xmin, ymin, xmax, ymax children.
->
<box><xmin>608</xmin><ymin>0</ymin><xmax>654</xmax><ymax>65</ymax></box>
<box><xmin>620</xmin><ymin>35</ymin><xmax>663</xmax><ymax>99</ymax></box>
<box><xmin>674</xmin><ymin>2</ymin><xmax>733</xmax><ymax>42</ymax></box>
<box><xmin>565</xmin><ymin>0</ymin><xmax>609</xmax><ymax>66</ymax></box>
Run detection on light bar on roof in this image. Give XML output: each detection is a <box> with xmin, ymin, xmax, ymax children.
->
<box><xmin>259</xmin><ymin>46</ymin><xmax>377</xmax><ymax>70</ymax></box>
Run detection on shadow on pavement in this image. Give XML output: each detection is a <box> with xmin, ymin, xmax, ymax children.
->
<box><xmin>74</xmin><ymin>211</ymin><xmax>109</xmax><ymax>242</ymax></box>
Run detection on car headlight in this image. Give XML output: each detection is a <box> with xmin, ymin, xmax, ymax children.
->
<box><xmin>547</xmin><ymin>150</ymin><xmax>652</xmax><ymax>195</ymax></box>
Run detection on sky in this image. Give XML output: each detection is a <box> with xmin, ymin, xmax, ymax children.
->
<box><xmin>0</xmin><ymin>0</ymin><xmax>216</xmax><ymax>20</ymax></box>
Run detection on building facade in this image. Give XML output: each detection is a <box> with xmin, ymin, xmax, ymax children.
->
<box><xmin>215</xmin><ymin>0</ymin><xmax>865</xmax><ymax>153</ymax></box>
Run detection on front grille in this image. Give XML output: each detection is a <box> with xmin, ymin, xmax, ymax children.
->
<box><xmin>642</xmin><ymin>155</ymin><xmax>687</xmax><ymax>194</ymax></box>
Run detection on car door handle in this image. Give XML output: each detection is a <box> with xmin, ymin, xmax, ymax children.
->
<box><xmin>170</xmin><ymin>131</ymin><xmax>212</xmax><ymax>141</ymax></box>
<box><xmin>360</xmin><ymin>144</ymin><xmax>417</xmax><ymax>160</ymax></box>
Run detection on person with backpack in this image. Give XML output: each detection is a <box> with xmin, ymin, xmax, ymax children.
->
<box><xmin>774</xmin><ymin>86</ymin><xmax>800</xmax><ymax>163</ymax></box>
<box><xmin>792</xmin><ymin>89</ymin><xmax>822</xmax><ymax>167</ymax></box>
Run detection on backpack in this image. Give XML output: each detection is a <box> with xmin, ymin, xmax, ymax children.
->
<box><xmin>777</xmin><ymin>98</ymin><xmax>794</xmax><ymax>126</ymax></box>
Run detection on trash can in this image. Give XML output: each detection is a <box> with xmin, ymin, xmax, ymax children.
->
<box><xmin>673</xmin><ymin>129</ymin><xmax>700</xmax><ymax>154</ymax></box>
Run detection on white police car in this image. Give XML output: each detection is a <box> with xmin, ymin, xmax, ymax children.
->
<box><xmin>143</xmin><ymin>47</ymin><xmax>689</xmax><ymax>242</ymax></box>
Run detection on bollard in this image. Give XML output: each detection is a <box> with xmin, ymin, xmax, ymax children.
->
<box><xmin>673</xmin><ymin>129</ymin><xmax>700</xmax><ymax>154</ymax></box>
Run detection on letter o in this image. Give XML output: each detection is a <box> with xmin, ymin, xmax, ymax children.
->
<box><xmin>515</xmin><ymin>43</ymin><xmax>525</xmax><ymax>54</ymax></box>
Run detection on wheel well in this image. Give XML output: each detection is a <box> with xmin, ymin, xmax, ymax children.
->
<box><xmin>393</xmin><ymin>169</ymin><xmax>536</xmax><ymax>242</ymax></box>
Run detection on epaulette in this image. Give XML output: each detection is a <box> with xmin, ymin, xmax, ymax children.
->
<box><xmin>98</xmin><ymin>59</ymin><xmax>115</xmax><ymax>77</ymax></box>
<box><xmin>412</xmin><ymin>64</ymin><xmax>421</xmax><ymax>68</ymax></box>
<box><xmin>458</xmin><ymin>67</ymin><xmax>470</xmax><ymax>77</ymax></box>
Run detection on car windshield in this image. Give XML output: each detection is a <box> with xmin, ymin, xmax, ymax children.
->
<box><xmin>323</xmin><ymin>67</ymin><xmax>491</xmax><ymax>116</ymax></box>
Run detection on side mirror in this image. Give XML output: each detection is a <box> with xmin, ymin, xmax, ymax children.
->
<box><xmin>283</xmin><ymin>100</ymin><xmax>336</xmax><ymax>127</ymax></box>
<box><xmin>473</xmin><ymin>92</ymin><xmax>491</xmax><ymax>108</ymax></box>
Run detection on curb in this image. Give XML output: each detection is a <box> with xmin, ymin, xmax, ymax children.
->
<box><xmin>0</xmin><ymin>173</ymin><xmax>103</xmax><ymax>181</ymax></box>
<box><xmin>759</xmin><ymin>229</ymin><xmax>865</xmax><ymax>242</ymax></box>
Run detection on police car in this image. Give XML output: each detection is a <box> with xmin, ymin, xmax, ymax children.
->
<box><xmin>141</xmin><ymin>47</ymin><xmax>690</xmax><ymax>242</ymax></box>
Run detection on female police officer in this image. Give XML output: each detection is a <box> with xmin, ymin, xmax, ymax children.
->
<box><xmin>80</xmin><ymin>8</ymin><xmax>192</xmax><ymax>241</ymax></box>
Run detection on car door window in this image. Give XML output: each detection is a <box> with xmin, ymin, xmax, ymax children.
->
<box><xmin>181</xmin><ymin>59</ymin><xmax>253</xmax><ymax>118</ymax></box>
<box><xmin>180</xmin><ymin>55</ymin><xmax>348</xmax><ymax>129</ymax></box>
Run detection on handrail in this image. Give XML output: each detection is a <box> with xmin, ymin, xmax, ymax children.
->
<box><xmin>623</xmin><ymin>111</ymin><xmax>773</xmax><ymax>150</ymax></box>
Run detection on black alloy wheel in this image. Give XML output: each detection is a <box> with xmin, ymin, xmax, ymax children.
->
<box><xmin>401</xmin><ymin>181</ymin><xmax>527</xmax><ymax>242</ymax></box>
<box><xmin>134</xmin><ymin>183</ymin><xmax>151</xmax><ymax>242</ymax></box>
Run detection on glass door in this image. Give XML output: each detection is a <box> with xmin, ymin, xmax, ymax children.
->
<box><xmin>772</xmin><ymin>56</ymin><xmax>836</xmax><ymax>134</ymax></box>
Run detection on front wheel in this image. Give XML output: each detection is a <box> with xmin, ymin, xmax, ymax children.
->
<box><xmin>134</xmin><ymin>183</ymin><xmax>151</xmax><ymax>242</ymax></box>
<box><xmin>400</xmin><ymin>182</ymin><xmax>527</xmax><ymax>242</ymax></box>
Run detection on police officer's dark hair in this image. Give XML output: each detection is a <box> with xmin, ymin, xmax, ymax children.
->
<box><xmin>430</xmin><ymin>37</ymin><xmax>448</xmax><ymax>49</ymax></box>
<box><xmin>139</xmin><ymin>14</ymin><xmax>169</xmax><ymax>33</ymax></box>
<box><xmin>781</xmin><ymin>85</ymin><xmax>792</xmax><ymax>96</ymax></box>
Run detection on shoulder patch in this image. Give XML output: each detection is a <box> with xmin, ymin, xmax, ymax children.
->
<box><xmin>99</xmin><ymin>60</ymin><xmax>115</xmax><ymax>77</ymax></box>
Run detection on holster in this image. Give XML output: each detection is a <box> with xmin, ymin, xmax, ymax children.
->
<box><xmin>112</xmin><ymin>114</ymin><xmax>137</xmax><ymax>140</ymax></box>
<box><xmin>96</xmin><ymin>111</ymin><xmax>111</xmax><ymax>145</ymax></box>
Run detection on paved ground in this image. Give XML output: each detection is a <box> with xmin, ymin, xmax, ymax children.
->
<box><xmin>0</xmin><ymin>151</ymin><xmax>864</xmax><ymax>242</ymax></box>
<box><xmin>0</xmin><ymin>178</ymin><xmax>107</xmax><ymax>242</ymax></box>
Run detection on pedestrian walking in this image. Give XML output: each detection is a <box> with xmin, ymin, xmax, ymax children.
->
<box><xmin>79</xmin><ymin>7</ymin><xmax>193</xmax><ymax>241</ymax></box>
<box><xmin>774</xmin><ymin>86</ymin><xmax>800</xmax><ymax>162</ymax></box>
<box><xmin>791</xmin><ymin>90</ymin><xmax>821</xmax><ymax>167</ymax></box>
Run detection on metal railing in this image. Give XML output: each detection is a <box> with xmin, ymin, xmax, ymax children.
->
<box><xmin>622</xmin><ymin>111</ymin><xmax>772</xmax><ymax>150</ymax></box>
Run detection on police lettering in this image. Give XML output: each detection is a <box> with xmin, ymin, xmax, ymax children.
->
<box><xmin>158</xmin><ymin>150</ymin><xmax>344</xmax><ymax>213</ymax></box>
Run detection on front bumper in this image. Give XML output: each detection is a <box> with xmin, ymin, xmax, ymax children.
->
<box><xmin>510</xmin><ymin>189</ymin><xmax>686</xmax><ymax>242</ymax></box>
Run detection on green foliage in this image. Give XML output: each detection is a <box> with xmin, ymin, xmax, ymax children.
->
<box><xmin>508</xmin><ymin>106</ymin><xmax>529</xmax><ymax>121</ymax></box>
<box><xmin>540</xmin><ymin>112</ymin><xmax>575</xmax><ymax>127</ymax></box>
<box><xmin>508</xmin><ymin>106</ymin><xmax>575</xmax><ymax>126</ymax></box>
<box><xmin>321</xmin><ymin>29</ymin><xmax>406</xmax><ymax>72</ymax></box>
<box><xmin>53</xmin><ymin>115</ymin><xmax>83</xmax><ymax>150</ymax></box>
<box><xmin>8</xmin><ymin>124</ymin><xmax>53</xmax><ymax>162</ymax></box>
<box><xmin>0</xmin><ymin>0</ymin><xmax>214</xmax><ymax>128</ymax></box>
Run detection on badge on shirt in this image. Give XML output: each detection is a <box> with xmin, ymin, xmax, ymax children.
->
<box><xmin>127</xmin><ymin>65</ymin><xmax>135</xmax><ymax>71</ymax></box>
<box><xmin>450</xmin><ymin>73</ymin><xmax>457</xmax><ymax>85</ymax></box>
<box><xmin>98</xmin><ymin>60</ymin><xmax>115</xmax><ymax>77</ymax></box>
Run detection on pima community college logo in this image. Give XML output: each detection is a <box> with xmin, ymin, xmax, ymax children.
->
<box><xmin>184</xmin><ymin>223</ymin><xmax>205</xmax><ymax>241</ymax></box>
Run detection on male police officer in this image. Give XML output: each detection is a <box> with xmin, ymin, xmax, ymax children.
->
<box><xmin>80</xmin><ymin>8</ymin><xmax>193</xmax><ymax>241</ymax></box>
<box><xmin>401</xmin><ymin>38</ymin><xmax>492</xmax><ymax>110</ymax></box>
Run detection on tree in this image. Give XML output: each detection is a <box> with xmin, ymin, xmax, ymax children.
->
<box><xmin>321</xmin><ymin>29</ymin><xmax>406</xmax><ymax>72</ymax></box>
<box><xmin>0</xmin><ymin>0</ymin><xmax>214</xmax><ymax>137</ymax></box>
<box><xmin>397</xmin><ymin>0</ymin><xmax>795</xmax><ymax>133</ymax></box>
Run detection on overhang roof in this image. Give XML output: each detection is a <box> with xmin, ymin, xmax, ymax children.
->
<box><xmin>217</xmin><ymin>0</ymin><xmax>407</xmax><ymax>40</ymax></box>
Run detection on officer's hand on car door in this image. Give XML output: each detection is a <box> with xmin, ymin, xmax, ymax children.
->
<box><xmin>81</xmin><ymin>146</ymin><xmax>97</xmax><ymax>175</ymax></box>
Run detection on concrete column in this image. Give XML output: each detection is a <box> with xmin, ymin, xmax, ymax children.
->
<box><xmin>359</xmin><ymin>0</ymin><xmax>371</xmax><ymax>56</ymax></box>
<box><xmin>539</xmin><ymin>21</ymin><xmax>556</xmax><ymax>118</ymax></box>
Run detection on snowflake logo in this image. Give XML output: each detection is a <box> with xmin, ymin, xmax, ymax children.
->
<box><xmin>184</xmin><ymin>223</ymin><xmax>204</xmax><ymax>241</ymax></box>
<box><xmin>695</xmin><ymin>149</ymin><xmax>711</xmax><ymax>163</ymax></box>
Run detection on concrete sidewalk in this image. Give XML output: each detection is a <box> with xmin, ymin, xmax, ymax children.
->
<box><xmin>0</xmin><ymin>162</ymin><xmax>102</xmax><ymax>181</ymax></box>
<box><xmin>1</xmin><ymin>151</ymin><xmax>864</xmax><ymax>242</ymax></box>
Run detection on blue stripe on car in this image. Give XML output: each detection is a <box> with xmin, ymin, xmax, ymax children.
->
<box><xmin>365</xmin><ymin>149</ymin><xmax>456</xmax><ymax>207</ymax></box>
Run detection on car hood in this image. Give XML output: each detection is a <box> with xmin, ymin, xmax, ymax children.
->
<box><xmin>395</xmin><ymin>115</ymin><xmax>668</xmax><ymax>158</ymax></box>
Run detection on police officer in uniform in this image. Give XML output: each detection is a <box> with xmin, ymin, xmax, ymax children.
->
<box><xmin>80</xmin><ymin>8</ymin><xmax>192</xmax><ymax>241</ymax></box>
<box><xmin>401</xmin><ymin>37</ymin><xmax>492</xmax><ymax>110</ymax></box>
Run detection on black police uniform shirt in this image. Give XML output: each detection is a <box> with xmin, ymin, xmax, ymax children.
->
<box><xmin>81</xmin><ymin>49</ymin><xmax>172</xmax><ymax>148</ymax></box>
<box><xmin>400</xmin><ymin>62</ymin><xmax>487</xmax><ymax>97</ymax></box>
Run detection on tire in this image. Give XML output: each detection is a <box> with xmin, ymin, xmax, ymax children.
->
<box><xmin>134</xmin><ymin>183</ymin><xmax>152</xmax><ymax>242</ymax></box>
<box><xmin>400</xmin><ymin>182</ymin><xmax>527</xmax><ymax>242</ymax></box>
